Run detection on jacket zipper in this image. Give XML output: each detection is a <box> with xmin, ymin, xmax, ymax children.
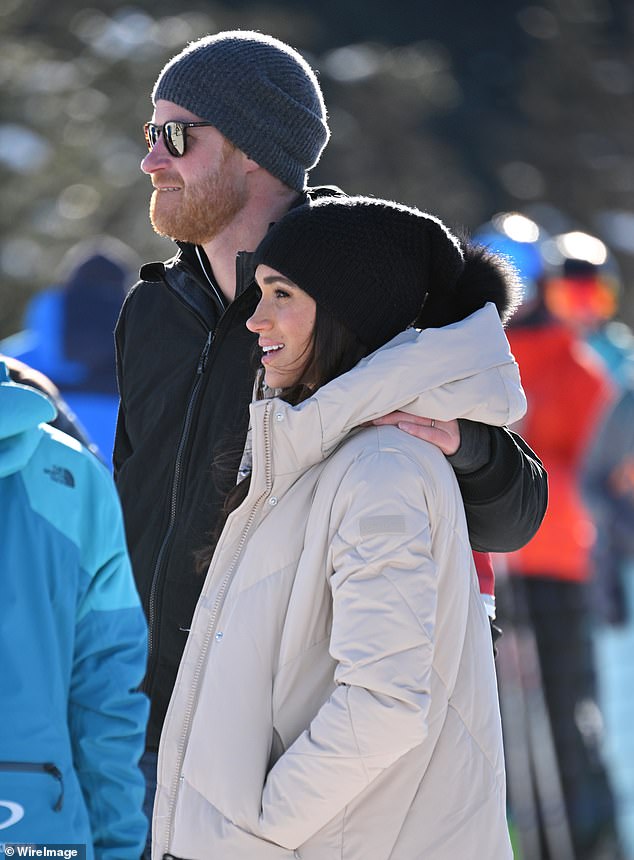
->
<box><xmin>146</xmin><ymin>330</ymin><xmax>213</xmax><ymax>665</ymax></box>
<box><xmin>195</xmin><ymin>245</ymin><xmax>226</xmax><ymax>308</ymax></box>
<box><xmin>163</xmin><ymin>402</ymin><xmax>274</xmax><ymax>852</ymax></box>
<box><xmin>0</xmin><ymin>761</ymin><xmax>64</xmax><ymax>811</ymax></box>
<box><xmin>144</xmin><ymin>251</ymin><xmax>253</xmax><ymax>682</ymax></box>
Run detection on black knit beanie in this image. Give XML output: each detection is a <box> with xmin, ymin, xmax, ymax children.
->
<box><xmin>253</xmin><ymin>196</ymin><xmax>465</xmax><ymax>350</ymax></box>
<box><xmin>253</xmin><ymin>196</ymin><xmax>522</xmax><ymax>350</ymax></box>
<box><xmin>152</xmin><ymin>31</ymin><xmax>330</xmax><ymax>193</ymax></box>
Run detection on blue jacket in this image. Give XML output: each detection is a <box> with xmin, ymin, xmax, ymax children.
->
<box><xmin>0</xmin><ymin>362</ymin><xmax>148</xmax><ymax>857</ymax></box>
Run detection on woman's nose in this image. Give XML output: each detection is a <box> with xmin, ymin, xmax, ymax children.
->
<box><xmin>246</xmin><ymin>301</ymin><xmax>270</xmax><ymax>332</ymax></box>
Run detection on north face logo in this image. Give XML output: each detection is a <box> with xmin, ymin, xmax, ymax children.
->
<box><xmin>44</xmin><ymin>465</ymin><xmax>75</xmax><ymax>487</ymax></box>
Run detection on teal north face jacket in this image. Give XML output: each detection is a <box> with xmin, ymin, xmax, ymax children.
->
<box><xmin>0</xmin><ymin>362</ymin><xmax>149</xmax><ymax>857</ymax></box>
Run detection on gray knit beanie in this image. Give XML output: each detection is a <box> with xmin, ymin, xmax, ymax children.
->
<box><xmin>152</xmin><ymin>30</ymin><xmax>330</xmax><ymax>193</ymax></box>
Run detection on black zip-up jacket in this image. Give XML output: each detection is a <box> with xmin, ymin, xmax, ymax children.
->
<box><xmin>114</xmin><ymin>193</ymin><xmax>547</xmax><ymax>749</ymax></box>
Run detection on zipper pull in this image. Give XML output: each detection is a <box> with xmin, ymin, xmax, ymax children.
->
<box><xmin>43</xmin><ymin>762</ymin><xmax>64</xmax><ymax>812</ymax></box>
<box><xmin>197</xmin><ymin>331</ymin><xmax>213</xmax><ymax>373</ymax></box>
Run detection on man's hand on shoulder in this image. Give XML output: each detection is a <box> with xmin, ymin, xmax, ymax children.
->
<box><xmin>370</xmin><ymin>412</ymin><xmax>461</xmax><ymax>456</ymax></box>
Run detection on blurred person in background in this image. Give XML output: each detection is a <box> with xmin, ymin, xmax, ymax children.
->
<box><xmin>0</xmin><ymin>236</ymin><xmax>139</xmax><ymax>466</ymax></box>
<box><xmin>0</xmin><ymin>360</ymin><xmax>148</xmax><ymax>856</ymax></box>
<box><xmin>113</xmin><ymin>31</ymin><xmax>547</xmax><ymax>847</ymax></box>
<box><xmin>540</xmin><ymin>233</ymin><xmax>634</xmax><ymax>609</ymax></box>
<box><xmin>581</xmin><ymin>367</ymin><xmax>634</xmax><ymax>859</ymax></box>
<box><xmin>543</xmin><ymin>229</ymin><xmax>634</xmax><ymax>858</ymax></box>
<box><xmin>477</xmin><ymin>212</ymin><xmax>621</xmax><ymax>859</ymax></box>
<box><xmin>541</xmin><ymin>231</ymin><xmax>634</xmax><ymax>388</ymax></box>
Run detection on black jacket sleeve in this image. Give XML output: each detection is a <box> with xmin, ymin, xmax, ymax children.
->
<box><xmin>449</xmin><ymin>420</ymin><xmax>548</xmax><ymax>553</ymax></box>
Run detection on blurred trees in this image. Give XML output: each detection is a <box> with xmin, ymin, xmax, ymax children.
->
<box><xmin>2</xmin><ymin>0</ymin><xmax>633</xmax><ymax>337</ymax></box>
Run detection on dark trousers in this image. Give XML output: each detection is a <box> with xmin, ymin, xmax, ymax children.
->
<box><xmin>500</xmin><ymin>576</ymin><xmax>621</xmax><ymax>859</ymax></box>
<box><xmin>140</xmin><ymin>749</ymin><xmax>158</xmax><ymax>860</ymax></box>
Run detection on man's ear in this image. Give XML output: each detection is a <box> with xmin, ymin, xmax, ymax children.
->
<box><xmin>243</xmin><ymin>153</ymin><xmax>261</xmax><ymax>174</ymax></box>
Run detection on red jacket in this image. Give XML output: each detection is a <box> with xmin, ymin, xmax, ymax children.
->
<box><xmin>506</xmin><ymin>321</ymin><xmax>614</xmax><ymax>582</ymax></box>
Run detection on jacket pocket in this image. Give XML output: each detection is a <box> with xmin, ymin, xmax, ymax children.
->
<box><xmin>0</xmin><ymin>761</ymin><xmax>64</xmax><ymax>814</ymax></box>
<box><xmin>267</xmin><ymin>728</ymin><xmax>285</xmax><ymax>774</ymax></box>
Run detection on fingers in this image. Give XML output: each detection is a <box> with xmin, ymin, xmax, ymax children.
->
<box><xmin>399</xmin><ymin>421</ymin><xmax>460</xmax><ymax>456</ymax></box>
<box><xmin>372</xmin><ymin>411</ymin><xmax>435</xmax><ymax>428</ymax></box>
<box><xmin>369</xmin><ymin>412</ymin><xmax>460</xmax><ymax>456</ymax></box>
<box><xmin>395</xmin><ymin>420</ymin><xmax>438</xmax><ymax>439</ymax></box>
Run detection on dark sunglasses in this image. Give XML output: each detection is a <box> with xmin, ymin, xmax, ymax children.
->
<box><xmin>143</xmin><ymin>120</ymin><xmax>214</xmax><ymax>157</ymax></box>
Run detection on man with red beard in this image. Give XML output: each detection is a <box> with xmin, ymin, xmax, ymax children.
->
<box><xmin>113</xmin><ymin>31</ymin><xmax>547</xmax><ymax>853</ymax></box>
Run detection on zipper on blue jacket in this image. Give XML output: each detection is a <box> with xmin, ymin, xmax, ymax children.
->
<box><xmin>146</xmin><ymin>330</ymin><xmax>213</xmax><ymax>664</ymax></box>
<box><xmin>0</xmin><ymin>761</ymin><xmax>64</xmax><ymax>811</ymax></box>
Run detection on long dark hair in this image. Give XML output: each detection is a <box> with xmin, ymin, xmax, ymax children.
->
<box><xmin>194</xmin><ymin>302</ymin><xmax>368</xmax><ymax>573</ymax></box>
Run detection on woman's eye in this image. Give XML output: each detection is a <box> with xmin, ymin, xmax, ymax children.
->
<box><xmin>275</xmin><ymin>289</ymin><xmax>290</xmax><ymax>299</ymax></box>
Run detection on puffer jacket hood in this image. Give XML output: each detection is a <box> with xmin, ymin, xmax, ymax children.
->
<box><xmin>250</xmin><ymin>302</ymin><xmax>525</xmax><ymax>480</ymax></box>
<box><xmin>0</xmin><ymin>361</ymin><xmax>57</xmax><ymax>477</ymax></box>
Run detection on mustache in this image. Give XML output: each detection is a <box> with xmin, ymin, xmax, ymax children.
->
<box><xmin>151</xmin><ymin>175</ymin><xmax>182</xmax><ymax>189</ymax></box>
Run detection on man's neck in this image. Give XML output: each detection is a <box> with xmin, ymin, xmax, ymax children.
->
<box><xmin>200</xmin><ymin>188</ymin><xmax>301</xmax><ymax>303</ymax></box>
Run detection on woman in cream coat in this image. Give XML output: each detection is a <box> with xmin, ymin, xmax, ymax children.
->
<box><xmin>153</xmin><ymin>197</ymin><xmax>523</xmax><ymax>859</ymax></box>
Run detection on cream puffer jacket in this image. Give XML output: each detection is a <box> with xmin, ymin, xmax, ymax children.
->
<box><xmin>153</xmin><ymin>305</ymin><xmax>522</xmax><ymax>860</ymax></box>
